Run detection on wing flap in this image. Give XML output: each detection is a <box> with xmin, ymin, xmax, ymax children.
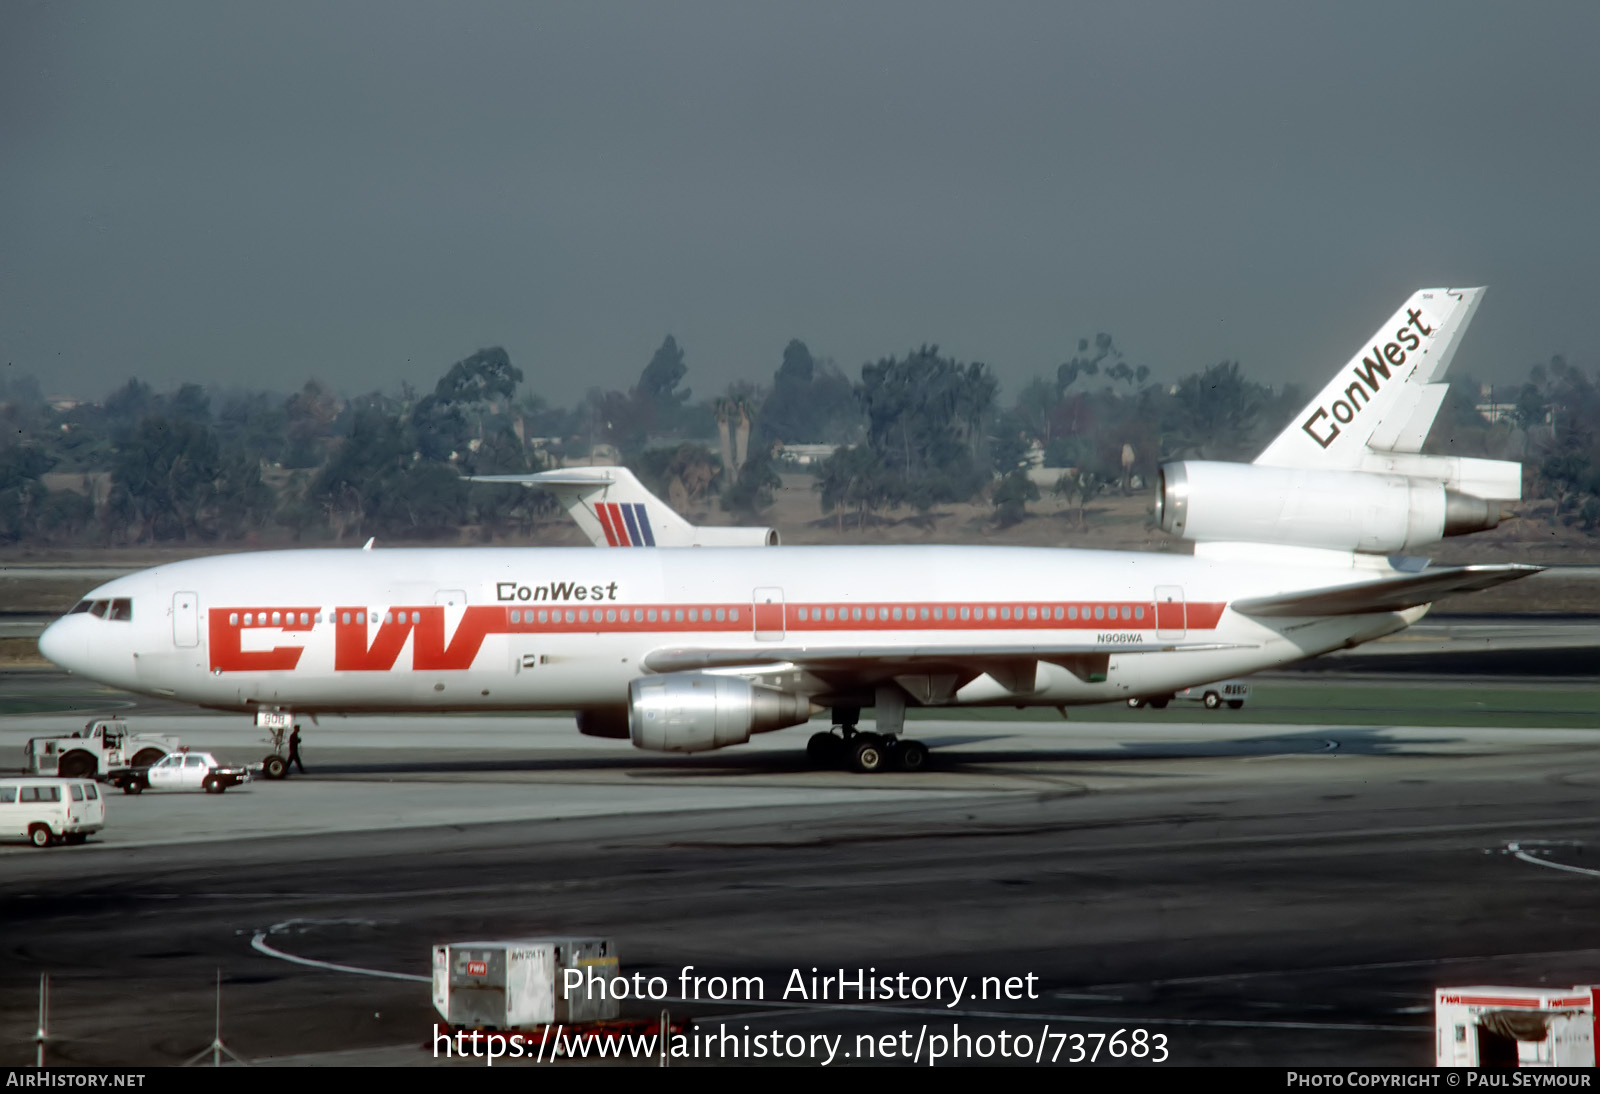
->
<box><xmin>1231</xmin><ymin>564</ymin><xmax>1541</xmax><ymax>618</ymax></box>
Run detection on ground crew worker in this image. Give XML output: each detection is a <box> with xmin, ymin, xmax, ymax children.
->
<box><xmin>287</xmin><ymin>725</ymin><xmax>306</xmax><ymax>774</ymax></box>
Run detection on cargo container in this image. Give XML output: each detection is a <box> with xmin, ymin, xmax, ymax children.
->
<box><xmin>432</xmin><ymin>938</ymin><xmax>619</xmax><ymax>1030</ymax></box>
<box><xmin>1435</xmin><ymin>985</ymin><xmax>1596</xmax><ymax>1066</ymax></box>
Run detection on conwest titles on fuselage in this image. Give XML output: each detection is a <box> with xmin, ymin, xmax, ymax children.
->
<box><xmin>38</xmin><ymin>543</ymin><xmax>1402</xmax><ymax>716</ymax></box>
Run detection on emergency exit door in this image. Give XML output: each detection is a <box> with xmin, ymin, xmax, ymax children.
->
<box><xmin>752</xmin><ymin>587</ymin><xmax>785</xmax><ymax>641</ymax></box>
<box><xmin>173</xmin><ymin>591</ymin><xmax>199</xmax><ymax>648</ymax></box>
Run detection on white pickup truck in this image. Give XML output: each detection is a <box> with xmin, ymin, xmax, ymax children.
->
<box><xmin>111</xmin><ymin>751</ymin><xmax>253</xmax><ymax>795</ymax></box>
<box><xmin>1127</xmin><ymin>679</ymin><xmax>1251</xmax><ymax>710</ymax></box>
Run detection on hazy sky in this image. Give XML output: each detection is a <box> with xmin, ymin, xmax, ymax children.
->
<box><xmin>4</xmin><ymin>2</ymin><xmax>1597</xmax><ymax>407</ymax></box>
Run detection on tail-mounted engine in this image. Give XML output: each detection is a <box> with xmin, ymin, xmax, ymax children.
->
<box><xmin>1156</xmin><ymin>459</ymin><xmax>1516</xmax><ymax>554</ymax></box>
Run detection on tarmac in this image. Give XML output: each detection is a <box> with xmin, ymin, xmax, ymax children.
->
<box><xmin>3</xmin><ymin>704</ymin><xmax>1599</xmax><ymax>1067</ymax></box>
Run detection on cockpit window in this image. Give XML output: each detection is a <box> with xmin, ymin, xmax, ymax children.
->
<box><xmin>89</xmin><ymin>601</ymin><xmax>109</xmax><ymax>618</ymax></box>
<box><xmin>69</xmin><ymin>601</ymin><xmax>91</xmax><ymax>614</ymax></box>
<box><xmin>108</xmin><ymin>598</ymin><xmax>133</xmax><ymax>621</ymax></box>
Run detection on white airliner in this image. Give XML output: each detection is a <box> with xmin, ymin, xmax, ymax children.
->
<box><xmin>40</xmin><ymin>288</ymin><xmax>1535</xmax><ymax>772</ymax></box>
<box><xmin>468</xmin><ymin>465</ymin><xmax>779</xmax><ymax>548</ymax></box>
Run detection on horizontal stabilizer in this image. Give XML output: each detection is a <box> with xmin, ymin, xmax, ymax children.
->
<box><xmin>1230</xmin><ymin>564</ymin><xmax>1541</xmax><ymax>618</ymax></box>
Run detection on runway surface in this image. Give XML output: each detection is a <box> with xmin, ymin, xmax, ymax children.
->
<box><xmin>4</xmin><ymin>706</ymin><xmax>1600</xmax><ymax>1067</ymax></box>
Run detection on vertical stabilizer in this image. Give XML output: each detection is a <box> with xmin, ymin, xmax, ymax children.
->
<box><xmin>1255</xmin><ymin>288</ymin><xmax>1485</xmax><ymax>469</ymax></box>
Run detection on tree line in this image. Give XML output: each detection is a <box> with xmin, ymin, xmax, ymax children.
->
<box><xmin>0</xmin><ymin>333</ymin><xmax>1595</xmax><ymax>547</ymax></box>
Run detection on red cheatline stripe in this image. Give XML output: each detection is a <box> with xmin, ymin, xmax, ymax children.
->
<box><xmin>593</xmin><ymin>504</ymin><xmax>621</xmax><ymax>546</ymax></box>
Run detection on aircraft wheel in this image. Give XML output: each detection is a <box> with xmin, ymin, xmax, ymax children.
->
<box><xmin>848</xmin><ymin>736</ymin><xmax>887</xmax><ymax>774</ymax></box>
<box><xmin>1203</xmin><ymin>692</ymin><xmax>1222</xmax><ymax>709</ymax></box>
<box><xmin>895</xmin><ymin>739</ymin><xmax>930</xmax><ymax>772</ymax></box>
<box><xmin>806</xmin><ymin>732</ymin><xmax>842</xmax><ymax>766</ymax></box>
<box><xmin>1149</xmin><ymin>698</ymin><xmax>1169</xmax><ymax>709</ymax></box>
<box><xmin>1126</xmin><ymin>698</ymin><xmax>1146</xmax><ymax>709</ymax></box>
<box><xmin>1228</xmin><ymin>700</ymin><xmax>1245</xmax><ymax>710</ymax></box>
<box><xmin>262</xmin><ymin>755</ymin><xmax>288</xmax><ymax>780</ymax></box>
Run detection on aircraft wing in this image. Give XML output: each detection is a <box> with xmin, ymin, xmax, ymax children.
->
<box><xmin>642</xmin><ymin>640</ymin><xmax>1252</xmax><ymax>694</ymax></box>
<box><xmin>1230</xmin><ymin>564</ymin><xmax>1541</xmax><ymax>618</ymax></box>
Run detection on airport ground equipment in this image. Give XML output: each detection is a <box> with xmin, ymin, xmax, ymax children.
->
<box><xmin>1435</xmin><ymin>985</ymin><xmax>1596</xmax><ymax>1066</ymax></box>
<box><xmin>433</xmin><ymin>938</ymin><xmax>619</xmax><ymax>1030</ymax></box>
<box><xmin>1128</xmin><ymin>679</ymin><xmax>1251</xmax><ymax>710</ymax></box>
<box><xmin>24</xmin><ymin>720</ymin><xmax>180</xmax><ymax>780</ymax></box>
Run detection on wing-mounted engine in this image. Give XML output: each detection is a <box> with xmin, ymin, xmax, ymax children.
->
<box><xmin>1156</xmin><ymin>461</ymin><xmax>1514</xmax><ymax>554</ymax></box>
<box><xmin>628</xmin><ymin>674</ymin><xmax>814</xmax><ymax>753</ymax></box>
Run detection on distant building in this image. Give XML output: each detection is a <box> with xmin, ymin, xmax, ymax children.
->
<box><xmin>776</xmin><ymin>443</ymin><xmax>840</xmax><ymax>467</ymax></box>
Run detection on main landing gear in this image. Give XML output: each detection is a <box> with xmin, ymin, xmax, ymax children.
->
<box><xmin>806</xmin><ymin>707</ymin><xmax>931</xmax><ymax>774</ymax></box>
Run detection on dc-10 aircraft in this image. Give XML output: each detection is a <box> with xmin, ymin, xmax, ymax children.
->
<box><xmin>40</xmin><ymin>288</ymin><xmax>1536</xmax><ymax>772</ymax></box>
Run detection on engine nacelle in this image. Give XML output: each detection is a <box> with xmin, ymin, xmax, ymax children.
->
<box><xmin>629</xmin><ymin>674</ymin><xmax>812</xmax><ymax>753</ymax></box>
<box><xmin>1156</xmin><ymin>461</ymin><xmax>1501</xmax><ymax>553</ymax></box>
<box><xmin>686</xmin><ymin>526</ymin><xmax>780</xmax><ymax>547</ymax></box>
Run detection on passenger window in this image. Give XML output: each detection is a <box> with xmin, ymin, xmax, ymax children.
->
<box><xmin>824</xmin><ymin>608</ymin><xmax>835</xmax><ymax>621</ymax></box>
<box><xmin>1135</xmin><ymin>606</ymin><xmax>1145</xmax><ymax>620</ymax></box>
<box><xmin>230</xmin><ymin>613</ymin><xmax>239</xmax><ymax>625</ymax></box>
<box><xmin>986</xmin><ymin>607</ymin><xmax>997</xmax><ymax>620</ymax></box>
<box><xmin>71</xmin><ymin>785</ymin><xmax>84</xmax><ymax>801</ymax></box>
<box><xmin>645</xmin><ymin>610</ymin><xmax>655</xmax><ymax>623</ymax></box>
<box><xmin>0</xmin><ymin>788</ymin><xmax>15</xmax><ymax>802</ymax></box>
<box><xmin>185</xmin><ymin>756</ymin><xmax>204</xmax><ymax>767</ymax></box>
<box><xmin>85</xmin><ymin>784</ymin><xmax>98</xmax><ymax>800</ymax></box>
<box><xmin>729</xmin><ymin>609</ymin><xmax>738</xmax><ymax>621</ymax></box>
<box><xmin>1121</xmin><ymin>606</ymin><xmax>1132</xmax><ymax>620</ymax></box>
<box><xmin>865</xmin><ymin>607</ymin><xmax>875</xmax><ymax>621</ymax></box>
<box><xmin>1094</xmin><ymin>606</ymin><xmax>1105</xmax><ymax>620</ymax></box>
<box><xmin>1000</xmin><ymin>607</ymin><xmax>1010</xmax><ymax>620</ymax></box>
<box><xmin>714</xmin><ymin>609</ymin><xmax>725</xmax><ymax>622</ymax></box>
<box><xmin>687</xmin><ymin>609</ymin><xmax>697</xmax><ymax>622</ymax></box>
<box><xmin>673</xmin><ymin>610</ymin><xmax>683</xmax><ymax>622</ymax></box>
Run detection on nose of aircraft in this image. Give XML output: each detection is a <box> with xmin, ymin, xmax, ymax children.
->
<box><xmin>38</xmin><ymin>616</ymin><xmax>86</xmax><ymax>674</ymax></box>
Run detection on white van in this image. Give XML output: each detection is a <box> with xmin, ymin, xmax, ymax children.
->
<box><xmin>0</xmin><ymin>777</ymin><xmax>107</xmax><ymax>847</ymax></box>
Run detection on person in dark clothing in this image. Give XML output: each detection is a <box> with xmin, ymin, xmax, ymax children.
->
<box><xmin>287</xmin><ymin>725</ymin><xmax>306</xmax><ymax>774</ymax></box>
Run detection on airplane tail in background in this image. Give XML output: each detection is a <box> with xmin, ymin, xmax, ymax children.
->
<box><xmin>469</xmin><ymin>466</ymin><xmax>779</xmax><ymax>548</ymax></box>
<box><xmin>1255</xmin><ymin>288</ymin><xmax>1485</xmax><ymax>469</ymax></box>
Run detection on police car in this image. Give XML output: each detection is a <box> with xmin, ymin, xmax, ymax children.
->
<box><xmin>112</xmin><ymin>750</ymin><xmax>253</xmax><ymax>794</ymax></box>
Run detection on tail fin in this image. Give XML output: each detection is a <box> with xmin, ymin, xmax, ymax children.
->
<box><xmin>469</xmin><ymin>466</ymin><xmax>779</xmax><ymax>547</ymax></box>
<box><xmin>1255</xmin><ymin>288</ymin><xmax>1485</xmax><ymax>469</ymax></box>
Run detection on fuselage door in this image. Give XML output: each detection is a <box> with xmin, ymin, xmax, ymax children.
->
<box><xmin>1154</xmin><ymin>585</ymin><xmax>1186</xmax><ymax>640</ymax></box>
<box><xmin>173</xmin><ymin>592</ymin><xmax>199</xmax><ymax>648</ymax></box>
<box><xmin>753</xmin><ymin>587</ymin><xmax>785</xmax><ymax>642</ymax></box>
